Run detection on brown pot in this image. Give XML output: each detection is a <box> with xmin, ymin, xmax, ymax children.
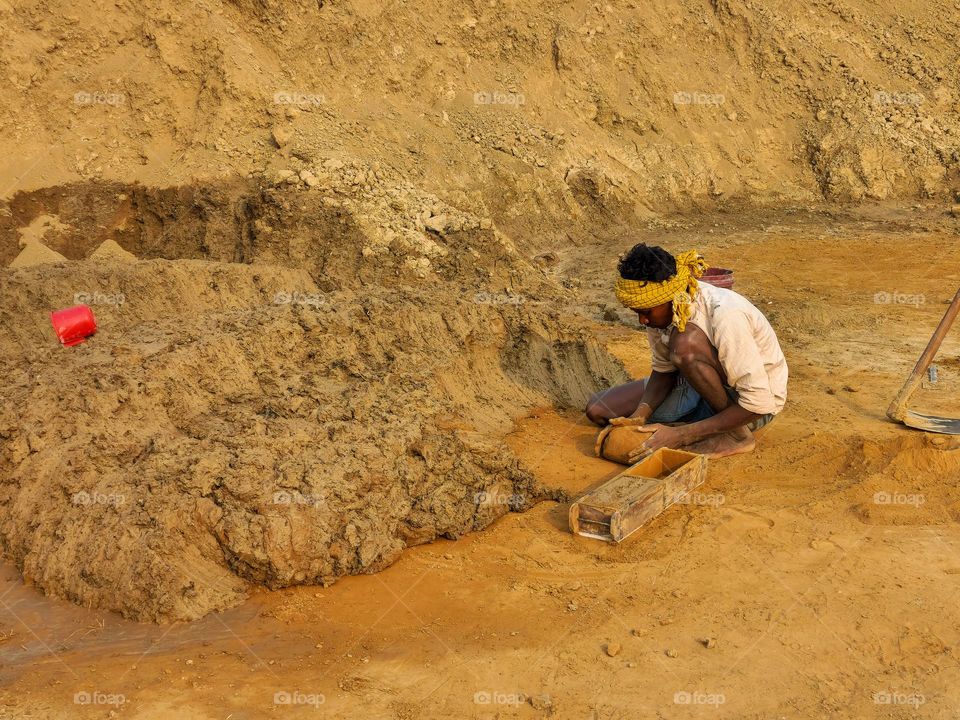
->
<box><xmin>596</xmin><ymin>426</ymin><xmax>655</xmax><ymax>465</ymax></box>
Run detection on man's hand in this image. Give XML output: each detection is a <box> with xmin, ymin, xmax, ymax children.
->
<box><xmin>625</xmin><ymin>423</ymin><xmax>689</xmax><ymax>463</ymax></box>
<box><xmin>608</xmin><ymin>416</ymin><xmax>647</xmax><ymax>427</ymax></box>
<box><xmin>593</xmin><ymin>425</ymin><xmax>614</xmax><ymax>457</ymax></box>
<box><xmin>608</xmin><ymin>402</ymin><xmax>653</xmax><ymax>427</ymax></box>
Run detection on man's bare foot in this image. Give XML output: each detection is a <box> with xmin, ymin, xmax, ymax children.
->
<box><xmin>681</xmin><ymin>428</ymin><xmax>756</xmax><ymax>459</ymax></box>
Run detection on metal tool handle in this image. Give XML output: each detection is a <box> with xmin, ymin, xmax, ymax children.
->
<box><xmin>887</xmin><ymin>287</ymin><xmax>960</xmax><ymax>421</ymax></box>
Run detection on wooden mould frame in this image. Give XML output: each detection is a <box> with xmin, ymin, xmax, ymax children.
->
<box><xmin>569</xmin><ymin>448</ymin><xmax>708</xmax><ymax>543</ymax></box>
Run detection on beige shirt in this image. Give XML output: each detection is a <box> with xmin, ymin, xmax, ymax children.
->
<box><xmin>646</xmin><ymin>282</ymin><xmax>788</xmax><ymax>415</ymax></box>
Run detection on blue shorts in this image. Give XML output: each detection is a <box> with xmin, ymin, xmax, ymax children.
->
<box><xmin>647</xmin><ymin>376</ymin><xmax>775</xmax><ymax>432</ymax></box>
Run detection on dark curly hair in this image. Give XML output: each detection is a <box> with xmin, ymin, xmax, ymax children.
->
<box><xmin>617</xmin><ymin>243</ymin><xmax>676</xmax><ymax>282</ymax></box>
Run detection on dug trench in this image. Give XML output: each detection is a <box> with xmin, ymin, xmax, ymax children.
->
<box><xmin>0</xmin><ymin>179</ymin><xmax>629</xmax><ymax>622</ymax></box>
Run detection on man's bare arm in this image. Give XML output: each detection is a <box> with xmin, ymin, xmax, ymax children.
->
<box><xmin>610</xmin><ymin>370</ymin><xmax>676</xmax><ymax>425</ymax></box>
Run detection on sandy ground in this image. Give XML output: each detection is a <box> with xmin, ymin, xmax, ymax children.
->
<box><xmin>0</xmin><ymin>209</ymin><xmax>958</xmax><ymax>718</ymax></box>
<box><xmin>3</xmin><ymin>0</ymin><xmax>960</xmax><ymax>715</ymax></box>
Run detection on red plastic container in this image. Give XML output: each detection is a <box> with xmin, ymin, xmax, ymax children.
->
<box><xmin>50</xmin><ymin>304</ymin><xmax>97</xmax><ymax>346</ymax></box>
<box><xmin>700</xmin><ymin>267</ymin><xmax>734</xmax><ymax>290</ymax></box>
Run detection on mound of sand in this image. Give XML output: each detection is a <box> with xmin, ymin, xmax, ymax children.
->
<box><xmin>0</xmin><ymin>199</ymin><xmax>627</xmax><ymax>621</ymax></box>
<box><xmin>87</xmin><ymin>238</ymin><xmax>137</xmax><ymax>263</ymax></box>
<box><xmin>8</xmin><ymin>241</ymin><xmax>68</xmax><ymax>269</ymax></box>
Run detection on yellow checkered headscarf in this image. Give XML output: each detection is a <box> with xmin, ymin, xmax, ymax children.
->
<box><xmin>615</xmin><ymin>249</ymin><xmax>708</xmax><ymax>332</ymax></box>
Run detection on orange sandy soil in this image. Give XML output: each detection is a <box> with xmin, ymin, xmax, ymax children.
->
<box><xmin>2</xmin><ymin>210</ymin><xmax>960</xmax><ymax>719</ymax></box>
